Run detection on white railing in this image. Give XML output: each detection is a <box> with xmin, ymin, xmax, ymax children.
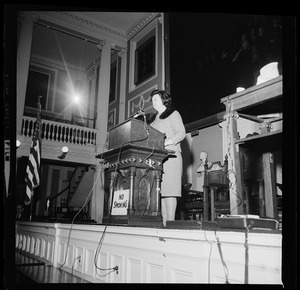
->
<box><xmin>21</xmin><ymin>116</ymin><xmax>97</xmax><ymax>147</ymax></box>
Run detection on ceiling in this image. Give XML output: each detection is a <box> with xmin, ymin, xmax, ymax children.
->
<box><xmin>78</xmin><ymin>12</ymin><xmax>149</xmax><ymax>32</ymax></box>
<box><xmin>30</xmin><ymin>11</ymin><xmax>149</xmax><ymax>71</ymax></box>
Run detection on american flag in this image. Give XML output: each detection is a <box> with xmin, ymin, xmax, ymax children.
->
<box><xmin>25</xmin><ymin>97</ymin><xmax>42</xmax><ymax>205</ymax></box>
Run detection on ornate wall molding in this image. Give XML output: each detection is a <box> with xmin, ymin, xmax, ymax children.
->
<box><xmin>59</xmin><ymin>11</ymin><xmax>127</xmax><ymax>41</ymax></box>
<box><xmin>30</xmin><ymin>54</ymin><xmax>85</xmax><ymax>73</ymax></box>
<box><xmin>96</xmin><ymin>39</ymin><xmax>107</xmax><ymax>51</ymax></box>
<box><xmin>127</xmin><ymin>85</ymin><xmax>157</xmax><ymax>117</ymax></box>
<box><xmin>18</xmin><ymin>11</ymin><xmax>39</xmax><ymax>25</ymax></box>
<box><xmin>86</xmin><ymin>57</ymin><xmax>102</xmax><ymax>80</ymax></box>
<box><xmin>126</xmin><ymin>13</ymin><xmax>159</xmax><ymax>40</ymax></box>
<box><xmin>32</xmin><ymin>11</ymin><xmax>159</xmax><ymax>49</ymax></box>
<box><xmin>35</xmin><ymin>11</ymin><xmax>126</xmax><ymax>49</ymax></box>
<box><xmin>118</xmin><ymin>47</ymin><xmax>127</xmax><ymax>57</ymax></box>
<box><xmin>59</xmin><ymin>11</ymin><xmax>160</xmax><ymax>42</ymax></box>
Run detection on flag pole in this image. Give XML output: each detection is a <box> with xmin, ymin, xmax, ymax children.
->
<box><xmin>29</xmin><ymin>186</ymin><xmax>38</xmax><ymax>221</ymax></box>
<box><xmin>29</xmin><ymin>190</ymin><xmax>33</xmax><ymax>221</ymax></box>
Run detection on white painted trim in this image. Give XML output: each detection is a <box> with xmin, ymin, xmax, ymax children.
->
<box><xmin>16</xmin><ymin>221</ymin><xmax>282</xmax><ymax>284</ymax></box>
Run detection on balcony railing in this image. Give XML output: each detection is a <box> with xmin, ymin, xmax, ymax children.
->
<box><xmin>21</xmin><ymin>116</ymin><xmax>97</xmax><ymax>147</ymax></box>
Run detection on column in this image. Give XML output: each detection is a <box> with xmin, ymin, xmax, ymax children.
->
<box><xmin>91</xmin><ymin>40</ymin><xmax>111</xmax><ymax>223</ymax></box>
<box><xmin>224</xmin><ymin>109</ymin><xmax>243</xmax><ymax>215</ymax></box>
<box><xmin>107</xmin><ymin>171</ymin><xmax>118</xmax><ymax>215</ymax></box>
<box><xmin>17</xmin><ymin>12</ymin><xmax>36</xmax><ymax>135</ymax></box>
<box><xmin>90</xmin><ymin>163</ymin><xmax>104</xmax><ymax>222</ymax></box>
<box><xmin>262</xmin><ymin>152</ymin><xmax>278</xmax><ymax>218</ymax></box>
<box><xmin>118</xmin><ymin>48</ymin><xmax>127</xmax><ymax>123</ymax></box>
<box><xmin>95</xmin><ymin>40</ymin><xmax>111</xmax><ymax>153</ymax></box>
<box><xmin>153</xmin><ymin>170</ymin><xmax>162</xmax><ymax>216</ymax></box>
<box><xmin>128</xmin><ymin>167</ymin><xmax>136</xmax><ymax>215</ymax></box>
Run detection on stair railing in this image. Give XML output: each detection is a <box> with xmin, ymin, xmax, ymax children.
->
<box><xmin>48</xmin><ymin>167</ymin><xmax>77</xmax><ymax>218</ymax></box>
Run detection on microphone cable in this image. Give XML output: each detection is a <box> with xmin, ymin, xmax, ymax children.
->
<box><xmin>58</xmin><ymin>162</ymin><xmax>102</xmax><ymax>269</ymax></box>
<box><xmin>58</xmin><ymin>134</ymin><xmax>107</xmax><ymax>270</ymax></box>
<box><xmin>93</xmin><ymin>112</ymin><xmax>154</xmax><ymax>275</ymax></box>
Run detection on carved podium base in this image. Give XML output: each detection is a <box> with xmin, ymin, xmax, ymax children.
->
<box><xmin>98</xmin><ymin>119</ymin><xmax>170</xmax><ymax>227</ymax></box>
<box><xmin>99</xmin><ymin>143</ymin><xmax>170</xmax><ymax>227</ymax></box>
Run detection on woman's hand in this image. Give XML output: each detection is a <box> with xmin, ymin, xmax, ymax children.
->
<box><xmin>164</xmin><ymin>139</ymin><xmax>173</xmax><ymax>147</ymax></box>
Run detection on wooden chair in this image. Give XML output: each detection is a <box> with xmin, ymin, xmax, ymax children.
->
<box><xmin>203</xmin><ymin>155</ymin><xmax>230</xmax><ymax>221</ymax></box>
<box><xmin>182</xmin><ymin>183</ymin><xmax>204</xmax><ymax>220</ymax></box>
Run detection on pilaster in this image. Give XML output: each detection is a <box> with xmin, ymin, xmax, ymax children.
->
<box><xmin>95</xmin><ymin>40</ymin><xmax>111</xmax><ymax>153</ymax></box>
<box><xmin>92</xmin><ymin>40</ymin><xmax>113</xmax><ymax>222</ymax></box>
<box><xmin>118</xmin><ymin>48</ymin><xmax>127</xmax><ymax>123</ymax></box>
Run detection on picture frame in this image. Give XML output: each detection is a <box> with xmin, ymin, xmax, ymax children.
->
<box><xmin>134</xmin><ymin>36</ymin><xmax>155</xmax><ymax>85</ymax></box>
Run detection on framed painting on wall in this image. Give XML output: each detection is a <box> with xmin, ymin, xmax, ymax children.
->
<box><xmin>134</xmin><ymin>36</ymin><xmax>155</xmax><ymax>85</ymax></box>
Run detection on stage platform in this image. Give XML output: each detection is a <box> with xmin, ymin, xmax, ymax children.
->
<box><xmin>15</xmin><ymin>220</ymin><xmax>282</xmax><ymax>284</ymax></box>
<box><xmin>15</xmin><ymin>249</ymin><xmax>89</xmax><ymax>283</ymax></box>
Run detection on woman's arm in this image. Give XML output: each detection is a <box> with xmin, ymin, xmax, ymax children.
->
<box><xmin>165</xmin><ymin>111</ymin><xmax>186</xmax><ymax>145</ymax></box>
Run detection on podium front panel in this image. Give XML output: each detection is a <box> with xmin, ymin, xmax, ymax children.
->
<box><xmin>100</xmin><ymin>144</ymin><xmax>170</xmax><ymax>227</ymax></box>
<box><xmin>108</xmin><ymin>118</ymin><xmax>165</xmax><ymax>150</ymax></box>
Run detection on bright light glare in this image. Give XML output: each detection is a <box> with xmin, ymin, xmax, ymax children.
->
<box><xmin>73</xmin><ymin>94</ymin><xmax>80</xmax><ymax>104</ymax></box>
<box><xmin>62</xmin><ymin>146</ymin><xmax>69</xmax><ymax>153</ymax></box>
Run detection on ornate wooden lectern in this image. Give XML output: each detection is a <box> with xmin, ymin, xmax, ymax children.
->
<box><xmin>98</xmin><ymin>118</ymin><xmax>170</xmax><ymax>227</ymax></box>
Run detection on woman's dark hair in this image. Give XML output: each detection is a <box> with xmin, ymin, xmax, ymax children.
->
<box><xmin>150</xmin><ymin>89</ymin><xmax>172</xmax><ymax>107</ymax></box>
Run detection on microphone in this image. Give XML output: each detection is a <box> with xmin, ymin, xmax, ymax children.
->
<box><xmin>130</xmin><ymin>110</ymin><xmax>145</xmax><ymax>118</ymax></box>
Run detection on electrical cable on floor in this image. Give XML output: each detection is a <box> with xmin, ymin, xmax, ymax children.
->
<box><xmin>93</xmin><ymin>222</ymin><xmax>119</xmax><ymax>276</ymax></box>
<box><xmin>58</xmin><ymin>135</ymin><xmax>107</xmax><ymax>270</ymax></box>
<box><xmin>93</xmin><ymin>116</ymin><xmax>150</xmax><ymax>276</ymax></box>
<box><xmin>93</xmin><ymin>165</ymin><xmax>119</xmax><ymax>275</ymax></box>
<box><xmin>93</xmin><ymin>141</ymin><xmax>138</xmax><ymax>274</ymax></box>
<box><xmin>92</xmin><ymin>132</ymin><xmax>133</xmax><ymax>274</ymax></box>
<box><xmin>244</xmin><ymin>221</ymin><xmax>254</xmax><ymax>284</ymax></box>
<box><xmin>58</xmin><ymin>165</ymin><xmax>102</xmax><ymax>269</ymax></box>
<box><xmin>93</xmin><ymin>141</ymin><xmax>128</xmax><ymax>275</ymax></box>
<box><xmin>214</xmin><ymin>230</ymin><xmax>229</xmax><ymax>284</ymax></box>
<box><xmin>203</xmin><ymin>229</ymin><xmax>215</xmax><ymax>283</ymax></box>
<box><xmin>203</xmin><ymin>229</ymin><xmax>230</xmax><ymax>284</ymax></box>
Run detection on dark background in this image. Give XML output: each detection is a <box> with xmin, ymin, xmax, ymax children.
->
<box><xmin>168</xmin><ymin>13</ymin><xmax>283</xmax><ymax>124</ymax></box>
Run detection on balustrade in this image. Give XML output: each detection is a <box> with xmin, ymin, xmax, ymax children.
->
<box><xmin>21</xmin><ymin>116</ymin><xmax>97</xmax><ymax>147</ymax></box>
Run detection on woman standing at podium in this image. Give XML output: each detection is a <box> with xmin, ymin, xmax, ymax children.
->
<box><xmin>149</xmin><ymin>89</ymin><xmax>186</xmax><ymax>226</ymax></box>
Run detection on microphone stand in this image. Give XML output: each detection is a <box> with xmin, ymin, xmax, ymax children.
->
<box><xmin>130</xmin><ymin>110</ymin><xmax>145</xmax><ymax>119</ymax></box>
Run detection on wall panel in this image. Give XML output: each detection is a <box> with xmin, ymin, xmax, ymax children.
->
<box><xmin>16</xmin><ymin>221</ymin><xmax>282</xmax><ymax>284</ymax></box>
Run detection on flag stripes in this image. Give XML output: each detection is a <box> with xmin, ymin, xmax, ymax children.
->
<box><xmin>25</xmin><ymin>97</ymin><xmax>42</xmax><ymax>205</ymax></box>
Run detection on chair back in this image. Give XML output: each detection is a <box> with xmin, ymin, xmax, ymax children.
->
<box><xmin>204</xmin><ymin>155</ymin><xmax>228</xmax><ymax>187</ymax></box>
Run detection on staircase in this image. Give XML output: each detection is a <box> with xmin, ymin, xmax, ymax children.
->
<box><xmin>67</xmin><ymin>166</ymin><xmax>89</xmax><ymax>205</ymax></box>
<box><xmin>68</xmin><ymin>166</ymin><xmax>94</xmax><ymax>208</ymax></box>
<box><xmin>66</xmin><ymin>166</ymin><xmax>95</xmax><ymax>220</ymax></box>
<box><xmin>51</xmin><ymin>166</ymin><xmax>95</xmax><ymax>221</ymax></box>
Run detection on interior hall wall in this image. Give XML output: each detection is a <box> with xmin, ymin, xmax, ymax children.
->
<box><xmin>184</xmin><ymin>124</ymin><xmax>223</xmax><ymax>190</ymax></box>
<box><xmin>125</xmin><ymin>15</ymin><xmax>164</xmax><ymax>118</ymax></box>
